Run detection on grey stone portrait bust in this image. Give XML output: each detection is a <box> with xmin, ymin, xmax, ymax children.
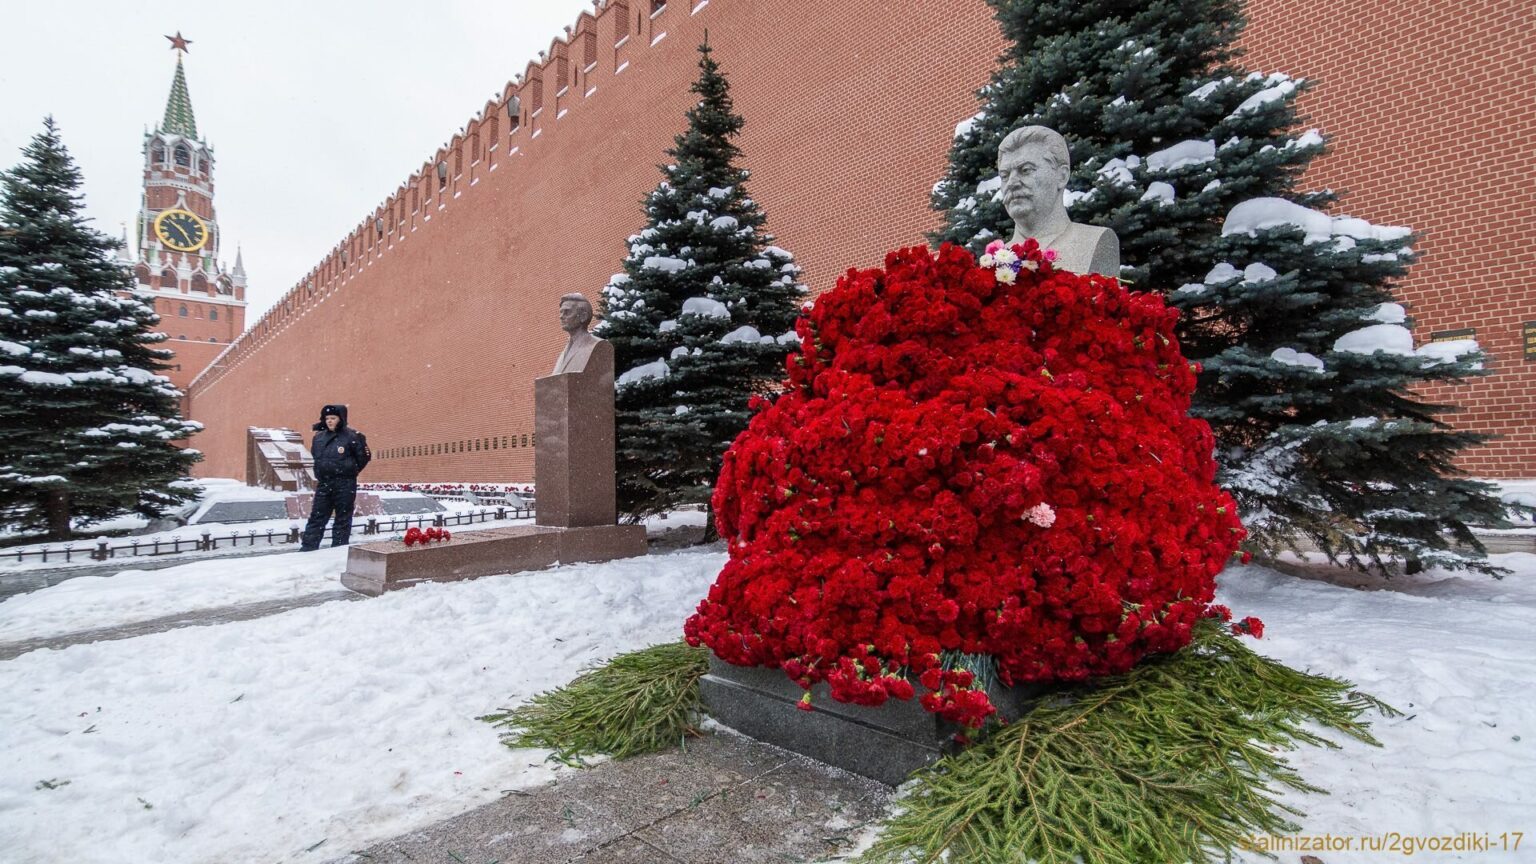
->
<box><xmin>551</xmin><ymin>293</ymin><xmax>604</xmax><ymax>375</ymax></box>
<box><xmin>998</xmin><ymin>125</ymin><xmax>1120</xmax><ymax>277</ymax></box>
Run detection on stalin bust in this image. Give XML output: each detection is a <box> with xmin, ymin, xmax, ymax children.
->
<box><xmin>998</xmin><ymin>125</ymin><xmax>1120</xmax><ymax>277</ymax></box>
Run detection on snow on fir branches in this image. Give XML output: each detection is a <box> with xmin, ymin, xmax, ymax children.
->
<box><xmin>598</xmin><ymin>41</ymin><xmax>805</xmax><ymax>523</ymax></box>
<box><xmin>0</xmin><ymin>117</ymin><xmax>200</xmax><ymax>538</ymax></box>
<box><xmin>933</xmin><ymin>0</ymin><xmax>1513</xmax><ymax>575</ymax></box>
<box><xmin>685</xmin><ymin>243</ymin><xmax>1249</xmax><ymax>729</ymax></box>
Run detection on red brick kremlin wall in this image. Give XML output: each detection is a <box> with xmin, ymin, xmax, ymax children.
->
<box><xmin>1238</xmin><ymin>0</ymin><xmax>1535</xmax><ymax>475</ymax></box>
<box><xmin>186</xmin><ymin>0</ymin><xmax>1535</xmax><ymax>481</ymax></box>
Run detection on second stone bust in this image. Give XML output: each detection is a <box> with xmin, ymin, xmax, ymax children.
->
<box><xmin>552</xmin><ymin>292</ymin><xmax>602</xmax><ymax>375</ymax></box>
<box><xmin>997</xmin><ymin>125</ymin><xmax>1120</xmax><ymax>277</ymax></box>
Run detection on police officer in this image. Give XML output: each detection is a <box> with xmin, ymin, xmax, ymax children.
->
<box><xmin>300</xmin><ymin>404</ymin><xmax>371</xmax><ymax>551</ymax></box>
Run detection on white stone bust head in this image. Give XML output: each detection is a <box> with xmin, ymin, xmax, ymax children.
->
<box><xmin>998</xmin><ymin>125</ymin><xmax>1072</xmax><ymax>235</ymax></box>
<box><xmin>997</xmin><ymin>125</ymin><xmax>1120</xmax><ymax>276</ymax></box>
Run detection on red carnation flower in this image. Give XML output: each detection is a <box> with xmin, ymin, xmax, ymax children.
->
<box><xmin>687</xmin><ymin>242</ymin><xmax>1249</xmax><ymax>728</ymax></box>
<box><xmin>1232</xmin><ymin>616</ymin><xmax>1265</xmax><ymax>639</ymax></box>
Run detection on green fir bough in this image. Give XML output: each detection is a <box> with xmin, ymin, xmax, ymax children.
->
<box><xmin>856</xmin><ymin>620</ymin><xmax>1397</xmax><ymax>864</ymax></box>
<box><xmin>480</xmin><ymin>641</ymin><xmax>709</xmax><ymax>763</ymax></box>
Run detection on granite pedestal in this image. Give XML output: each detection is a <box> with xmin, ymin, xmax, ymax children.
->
<box><xmin>700</xmin><ymin>655</ymin><xmax>1042</xmax><ymax>786</ymax></box>
<box><xmin>342</xmin><ymin>303</ymin><xmax>647</xmax><ymax>596</ymax></box>
<box><xmin>340</xmin><ymin>523</ymin><xmax>646</xmax><ymax>595</ymax></box>
<box><xmin>535</xmin><ymin>339</ymin><xmax>617</xmax><ymax>529</ymax></box>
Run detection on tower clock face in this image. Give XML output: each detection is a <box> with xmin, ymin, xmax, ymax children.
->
<box><xmin>153</xmin><ymin>208</ymin><xmax>208</xmax><ymax>252</ymax></box>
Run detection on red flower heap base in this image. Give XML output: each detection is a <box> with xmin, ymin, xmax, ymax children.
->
<box><xmin>701</xmin><ymin>655</ymin><xmax>1042</xmax><ymax>785</ymax></box>
<box><xmin>688</xmin><ymin>243</ymin><xmax>1245</xmax><ymax>783</ymax></box>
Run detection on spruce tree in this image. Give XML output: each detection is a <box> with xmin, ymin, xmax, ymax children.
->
<box><xmin>932</xmin><ymin>0</ymin><xmax>1512</xmax><ymax>574</ymax></box>
<box><xmin>598</xmin><ymin>42</ymin><xmax>805</xmax><ymax>522</ymax></box>
<box><xmin>0</xmin><ymin>117</ymin><xmax>201</xmax><ymax>539</ymax></box>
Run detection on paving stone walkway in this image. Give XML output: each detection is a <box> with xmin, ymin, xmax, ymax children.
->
<box><xmin>338</xmin><ymin>731</ymin><xmax>892</xmax><ymax>864</ymax></box>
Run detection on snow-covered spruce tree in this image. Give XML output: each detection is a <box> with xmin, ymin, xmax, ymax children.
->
<box><xmin>932</xmin><ymin>0</ymin><xmax>1511</xmax><ymax>574</ymax></box>
<box><xmin>0</xmin><ymin>118</ymin><xmax>200</xmax><ymax>539</ymax></box>
<box><xmin>597</xmin><ymin>42</ymin><xmax>805</xmax><ymax>522</ymax></box>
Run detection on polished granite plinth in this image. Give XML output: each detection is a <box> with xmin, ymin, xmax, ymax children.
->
<box><xmin>341</xmin><ymin>523</ymin><xmax>646</xmax><ymax>595</ymax></box>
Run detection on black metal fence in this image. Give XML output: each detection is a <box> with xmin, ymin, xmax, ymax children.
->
<box><xmin>5</xmin><ymin>506</ymin><xmax>535</xmax><ymax>566</ymax></box>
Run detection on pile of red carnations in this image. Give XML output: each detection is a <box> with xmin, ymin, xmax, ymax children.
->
<box><xmin>402</xmin><ymin>526</ymin><xmax>452</xmax><ymax>547</ymax></box>
<box><xmin>362</xmin><ymin>483</ymin><xmax>532</xmax><ymax>496</ymax></box>
<box><xmin>683</xmin><ymin>241</ymin><xmax>1249</xmax><ymax>728</ymax></box>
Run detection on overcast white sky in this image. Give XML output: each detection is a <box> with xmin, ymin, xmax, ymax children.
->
<box><xmin>0</xmin><ymin>0</ymin><xmax>592</xmax><ymax>319</ymax></box>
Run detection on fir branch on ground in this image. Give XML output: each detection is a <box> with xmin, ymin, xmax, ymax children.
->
<box><xmin>479</xmin><ymin>642</ymin><xmax>709</xmax><ymax>762</ymax></box>
<box><xmin>858</xmin><ymin>620</ymin><xmax>1398</xmax><ymax>864</ymax></box>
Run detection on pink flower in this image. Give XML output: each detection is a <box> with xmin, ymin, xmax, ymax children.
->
<box><xmin>1043</xmin><ymin>249</ymin><xmax>1058</xmax><ymax>263</ymax></box>
<box><xmin>1023</xmin><ymin>502</ymin><xmax>1056</xmax><ymax>528</ymax></box>
<box><xmin>984</xmin><ymin>239</ymin><xmax>1005</xmax><ymax>255</ymax></box>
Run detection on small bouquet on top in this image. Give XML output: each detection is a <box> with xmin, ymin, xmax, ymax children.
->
<box><xmin>977</xmin><ymin>237</ymin><xmax>1056</xmax><ymax>284</ymax></box>
<box><xmin>402</xmin><ymin>526</ymin><xmax>453</xmax><ymax>547</ymax></box>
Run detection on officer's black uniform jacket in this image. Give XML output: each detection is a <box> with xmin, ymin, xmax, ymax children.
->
<box><xmin>310</xmin><ymin>404</ymin><xmax>371</xmax><ymax>480</ymax></box>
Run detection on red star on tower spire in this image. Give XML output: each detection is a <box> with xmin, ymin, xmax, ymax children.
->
<box><xmin>165</xmin><ymin>32</ymin><xmax>192</xmax><ymax>55</ymax></box>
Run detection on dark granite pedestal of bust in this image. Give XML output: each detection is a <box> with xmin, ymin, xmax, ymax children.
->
<box><xmin>700</xmin><ymin>656</ymin><xmax>1043</xmax><ymax>786</ymax></box>
<box><xmin>343</xmin><ymin>306</ymin><xmax>644</xmax><ymax>596</ymax></box>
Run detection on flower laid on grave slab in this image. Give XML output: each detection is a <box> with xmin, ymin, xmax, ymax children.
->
<box><xmin>684</xmin><ymin>242</ymin><xmax>1251</xmax><ymax>728</ymax></box>
<box><xmin>401</xmin><ymin>526</ymin><xmax>452</xmax><ymax>547</ymax></box>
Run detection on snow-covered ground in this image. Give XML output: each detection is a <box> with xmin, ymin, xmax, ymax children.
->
<box><xmin>0</xmin><ymin>547</ymin><xmax>351</xmax><ymax>643</ymax></box>
<box><xmin>0</xmin><ymin>545</ymin><xmax>1531</xmax><ymax>862</ymax></box>
<box><xmin>1226</xmin><ymin>554</ymin><xmax>1536</xmax><ymax>863</ymax></box>
<box><xmin>0</xmin><ymin>548</ymin><xmax>723</xmax><ymax>863</ymax></box>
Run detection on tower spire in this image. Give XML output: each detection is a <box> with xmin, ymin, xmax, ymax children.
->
<box><xmin>160</xmin><ymin>35</ymin><xmax>198</xmax><ymax>139</ymax></box>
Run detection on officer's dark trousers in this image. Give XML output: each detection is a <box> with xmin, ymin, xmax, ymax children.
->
<box><xmin>300</xmin><ymin>477</ymin><xmax>358</xmax><ymax>551</ymax></box>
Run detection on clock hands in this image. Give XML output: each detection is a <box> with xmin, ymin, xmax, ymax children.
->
<box><xmin>155</xmin><ymin>212</ymin><xmax>205</xmax><ymax>249</ymax></box>
<box><xmin>158</xmin><ymin>214</ymin><xmax>204</xmax><ymax>250</ymax></box>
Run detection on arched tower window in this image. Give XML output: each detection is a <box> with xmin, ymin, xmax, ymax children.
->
<box><xmin>178</xmin><ymin>304</ymin><xmax>188</xmax><ymax>317</ymax></box>
<box><xmin>151</xmin><ymin>141</ymin><xmax>166</xmax><ymax>165</ymax></box>
<box><xmin>209</xmin><ymin>308</ymin><xmax>218</xmax><ymax>321</ymax></box>
<box><xmin>135</xmin><ymin>264</ymin><xmax>151</xmax><ymax>286</ymax></box>
<box><xmin>174</xmin><ymin>144</ymin><xmax>191</xmax><ymax>168</ymax></box>
<box><xmin>191</xmin><ymin>273</ymin><xmax>209</xmax><ymax>294</ymax></box>
<box><xmin>161</xmin><ymin>269</ymin><xmax>178</xmax><ymax>289</ymax></box>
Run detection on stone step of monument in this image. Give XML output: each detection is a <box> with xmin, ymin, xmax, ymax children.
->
<box><xmin>341</xmin><ymin>524</ymin><xmax>647</xmax><ymax>596</ymax></box>
<box><xmin>701</xmin><ymin>655</ymin><xmax>1042</xmax><ymax>787</ymax></box>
